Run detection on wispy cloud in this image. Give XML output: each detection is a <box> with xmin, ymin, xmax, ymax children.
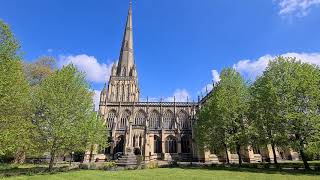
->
<box><xmin>165</xmin><ymin>89</ymin><xmax>191</xmax><ymax>102</ymax></box>
<box><xmin>275</xmin><ymin>0</ymin><xmax>320</xmax><ymax>17</ymax></box>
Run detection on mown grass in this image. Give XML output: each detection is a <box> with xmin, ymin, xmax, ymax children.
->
<box><xmin>2</xmin><ymin>167</ymin><xmax>320</xmax><ymax>180</ymax></box>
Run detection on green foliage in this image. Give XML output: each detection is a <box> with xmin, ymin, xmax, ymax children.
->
<box><xmin>102</xmin><ymin>161</ymin><xmax>117</xmax><ymax>170</ymax></box>
<box><xmin>250</xmin><ymin>56</ymin><xmax>320</xmax><ymax>168</ymax></box>
<box><xmin>0</xmin><ymin>19</ymin><xmax>33</xmax><ymax>160</ymax></box>
<box><xmin>196</xmin><ymin>68</ymin><xmax>249</xmax><ymax>164</ymax></box>
<box><xmin>146</xmin><ymin>160</ymin><xmax>158</xmax><ymax>169</ymax></box>
<box><xmin>33</xmin><ymin>64</ymin><xmax>104</xmax><ymax>170</ymax></box>
<box><xmin>80</xmin><ymin>112</ymin><xmax>108</xmax><ymax>153</ymax></box>
<box><xmin>0</xmin><ymin>20</ymin><xmax>21</xmax><ymax>60</ymax></box>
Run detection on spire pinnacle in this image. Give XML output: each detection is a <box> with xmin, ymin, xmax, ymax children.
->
<box><xmin>116</xmin><ymin>0</ymin><xmax>135</xmax><ymax>76</ymax></box>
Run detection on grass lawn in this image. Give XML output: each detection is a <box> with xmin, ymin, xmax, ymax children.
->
<box><xmin>3</xmin><ymin>168</ymin><xmax>320</xmax><ymax>180</ymax></box>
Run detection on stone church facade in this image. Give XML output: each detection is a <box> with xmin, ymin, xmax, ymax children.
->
<box><xmin>94</xmin><ymin>3</ymin><xmax>300</xmax><ymax>163</ymax></box>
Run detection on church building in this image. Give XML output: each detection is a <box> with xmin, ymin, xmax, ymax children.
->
<box><xmin>94</xmin><ymin>2</ymin><xmax>300</xmax><ymax>163</ymax></box>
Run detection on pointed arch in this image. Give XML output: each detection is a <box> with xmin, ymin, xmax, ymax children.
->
<box><xmin>149</xmin><ymin>110</ymin><xmax>160</xmax><ymax>129</ymax></box>
<box><xmin>154</xmin><ymin>135</ymin><xmax>162</xmax><ymax>153</ymax></box>
<box><xmin>119</xmin><ymin>109</ymin><xmax>130</xmax><ymax>129</ymax></box>
<box><xmin>181</xmin><ymin>135</ymin><xmax>191</xmax><ymax>153</ymax></box>
<box><xmin>134</xmin><ymin>110</ymin><xmax>146</xmax><ymax>126</ymax></box>
<box><xmin>177</xmin><ymin>110</ymin><xmax>190</xmax><ymax>129</ymax></box>
<box><xmin>165</xmin><ymin>135</ymin><xmax>177</xmax><ymax>153</ymax></box>
<box><xmin>163</xmin><ymin>109</ymin><xmax>174</xmax><ymax>129</ymax></box>
<box><xmin>106</xmin><ymin>109</ymin><xmax>117</xmax><ymax>129</ymax></box>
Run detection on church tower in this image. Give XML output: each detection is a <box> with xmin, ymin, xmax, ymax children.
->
<box><xmin>100</xmin><ymin>2</ymin><xmax>140</xmax><ymax>104</ymax></box>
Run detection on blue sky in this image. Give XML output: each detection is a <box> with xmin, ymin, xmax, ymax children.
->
<box><xmin>1</xmin><ymin>0</ymin><xmax>320</xmax><ymax>107</ymax></box>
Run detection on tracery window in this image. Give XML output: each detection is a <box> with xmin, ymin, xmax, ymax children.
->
<box><xmin>134</xmin><ymin>110</ymin><xmax>146</xmax><ymax>126</ymax></box>
<box><xmin>178</xmin><ymin>111</ymin><xmax>190</xmax><ymax>129</ymax></box>
<box><xmin>163</xmin><ymin>110</ymin><xmax>174</xmax><ymax>129</ymax></box>
<box><xmin>119</xmin><ymin>110</ymin><xmax>130</xmax><ymax>129</ymax></box>
<box><xmin>149</xmin><ymin>110</ymin><xmax>160</xmax><ymax>129</ymax></box>
<box><xmin>106</xmin><ymin>110</ymin><xmax>116</xmax><ymax>129</ymax></box>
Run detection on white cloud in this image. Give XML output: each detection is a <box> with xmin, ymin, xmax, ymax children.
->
<box><xmin>59</xmin><ymin>54</ymin><xmax>113</xmax><ymax>83</ymax></box>
<box><xmin>276</xmin><ymin>0</ymin><xmax>320</xmax><ymax>17</ymax></box>
<box><xmin>199</xmin><ymin>69</ymin><xmax>220</xmax><ymax>96</ymax></box>
<box><xmin>47</xmin><ymin>49</ymin><xmax>53</xmax><ymax>53</ymax></box>
<box><xmin>93</xmin><ymin>90</ymin><xmax>101</xmax><ymax>111</ymax></box>
<box><xmin>233</xmin><ymin>52</ymin><xmax>320</xmax><ymax>80</ymax></box>
<box><xmin>233</xmin><ymin>55</ymin><xmax>273</xmax><ymax>79</ymax></box>
<box><xmin>211</xmin><ymin>69</ymin><xmax>221</xmax><ymax>83</ymax></box>
<box><xmin>165</xmin><ymin>89</ymin><xmax>191</xmax><ymax>102</ymax></box>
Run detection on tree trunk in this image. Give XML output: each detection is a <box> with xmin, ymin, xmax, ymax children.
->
<box><xmin>49</xmin><ymin>150</ymin><xmax>55</xmax><ymax>172</ymax></box>
<box><xmin>224</xmin><ymin>144</ymin><xmax>230</xmax><ymax>164</ymax></box>
<box><xmin>271</xmin><ymin>143</ymin><xmax>277</xmax><ymax>164</ymax></box>
<box><xmin>299</xmin><ymin>140</ymin><xmax>310</xmax><ymax>170</ymax></box>
<box><xmin>236</xmin><ymin>144</ymin><xmax>242</xmax><ymax>166</ymax></box>
<box><xmin>89</xmin><ymin>144</ymin><xmax>94</xmax><ymax>162</ymax></box>
<box><xmin>300</xmin><ymin>149</ymin><xmax>310</xmax><ymax>170</ymax></box>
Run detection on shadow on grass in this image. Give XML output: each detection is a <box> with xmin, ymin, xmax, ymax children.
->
<box><xmin>172</xmin><ymin>165</ymin><xmax>320</xmax><ymax>177</ymax></box>
<box><xmin>0</xmin><ymin>165</ymin><xmax>76</xmax><ymax>178</ymax></box>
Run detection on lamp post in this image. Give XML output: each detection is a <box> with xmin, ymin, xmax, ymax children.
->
<box><xmin>69</xmin><ymin>151</ymin><xmax>74</xmax><ymax>166</ymax></box>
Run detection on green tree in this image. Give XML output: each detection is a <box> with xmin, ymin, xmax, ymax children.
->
<box><xmin>196</xmin><ymin>68</ymin><xmax>249</xmax><ymax>165</ymax></box>
<box><xmin>196</xmin><ymin>86</ymin><xmax>230</xmax><ymax>164</ymax></box>
<box><xmin>0</xmin><ymin>20</ymin><xmax>32</xmax><ymax>163</ymax></box>
<box><xmin>284</xmin><ymin>59</ymin><xmax>320</xmax><ymax>170</ymax></box>
<box><xmin>82</xmin><ymin>112</ymin><xmax>108</xmax><ymax>162</ymax></box>
<box><xmin>249</xmin><ymin>59</ymin><xmax>290</xmax><ymax>164</ymax></box>
<box><xmin>33</xmin><ymin>64</ymin><xmax>105</xmax><ymax>171</ymax></box>
<box><xmin>250</xmin><ymin>57</ymin><xmax>320</xmax><ymax>169</ymax></box>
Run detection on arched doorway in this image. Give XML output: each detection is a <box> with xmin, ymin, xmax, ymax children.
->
<box><xmin>165</xmin><ymin>135</ymin><xmax>177</xmax><ymax>153</ymax></box>
<box><xmin>154</xmin><ymin>135</ymin><xmax>162</xmax><ymax>153</ymax></box>
<box><xmin>181</xmin><ymin>135</ymin><xmax>191</xmax><ymax>153</ymax></box>
<box><xmin>114</xmin><ymin>135</ymin><xmax>125</xmax><ymax>154</ymax></box>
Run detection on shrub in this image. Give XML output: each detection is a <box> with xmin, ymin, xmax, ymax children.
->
<box><xmin>146</xmin><ymin>161</ymin><xmax>158</xmax><ymax>169</ymax></box>
<box><xmin>79</xmin><ymin>163</ymin><xmax>96</xmax><ymax>170</ymax></box>
<box><xmin>102</xmin><ymin>161</ymin><xmax>117</xmax><ymax>170</ymax></box>
<box><xmin>168</xmin><ymin>160</ymin><xmax>178</xmax><ymax>167</ymax></box>
<box><xmin>79</xmin><ymin>163</ymin><xmax>89</xmax><ymax>169</ymax></box>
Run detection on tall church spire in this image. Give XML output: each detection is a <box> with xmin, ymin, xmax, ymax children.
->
<box><xmin>117</xmin><ymin>1</ymin><xmax>135</xmax><ymax>76</ymax></box>
<box><xmin>104</xmin><ymin>1</ymin><xmax>140</xmax><ymax>103</ymax></box>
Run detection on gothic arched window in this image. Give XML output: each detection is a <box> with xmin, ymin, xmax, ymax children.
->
<box><xmin>134</xmin><ymin>110</ymin><xmax>146</xmax><ymax>126</ymax></box>
<box><xmin>149</xmin><ymin>110</ymin><xmax>160</xmax><ymax>129</ymax></box>
<box><xmin>121</xmin><ymin>67</ymin><xmax>126</xmax><ymax>76</ymax></box>
<box><xmin>119</xmin><ymin>110</ymin><xmax>130</xmax><ymax>129</ymax></box>
<box><xmin>154</xmin><ymin>135</ymin><xmax>162</xmax><ymax>153</ymax></box>
<box><xmin>178</xmin><ymin>110</ymin><xmax>190</xmax><ymax>129</ymax></box>
<box><xmin>165</xmin><ymin>135</ymin><xmax>177</xmax><ymax>153</ymax></box>
<box><xmin>163</xmin><ymin>110</ymin><xmax>174</xmax><ymax>129</ymax></box>
<box><xmin>106</xmin><ymin>110</ymin><xmax>116</xmax><ymax>129</ymax></box>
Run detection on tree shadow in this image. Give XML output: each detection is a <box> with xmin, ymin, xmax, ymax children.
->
<box><xmin>174</xmin><ymin>165</ymin><xmax>320</xmax><ymax>176</ymax></box>
<box><xmin>0</xmin><ymin>165</ymin><xmax>73</xmax><ymax>178</ymax></box>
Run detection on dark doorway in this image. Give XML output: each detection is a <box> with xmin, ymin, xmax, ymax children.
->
<box><xmin>114</xmin><ymin>135</ymin><xmax>125</xmax><ymax>153</ymax></box>
<box><xmin>154</xmin><ymin>135</ymin><xmax>162</xmax><ymax>153</ymax></box>
<box><xmin>134</xmin><ymin>147</ymin><xmax>141</xmax><ymax>155</ymax></box>
<box><xmin>165</xmin><ymin>135</ymin><xmax>177</xmax><ymax>153</ymax></box>
<box><xmin>181</xmin><ymin>135</ymin><xmax>191</xmax><ymax>153</ymax></box>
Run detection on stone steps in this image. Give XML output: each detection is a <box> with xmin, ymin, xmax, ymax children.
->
<box><xmin>116</xmin><ymin>154</ymin><xmax>138</xmax><ymax>167</ymax></box>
